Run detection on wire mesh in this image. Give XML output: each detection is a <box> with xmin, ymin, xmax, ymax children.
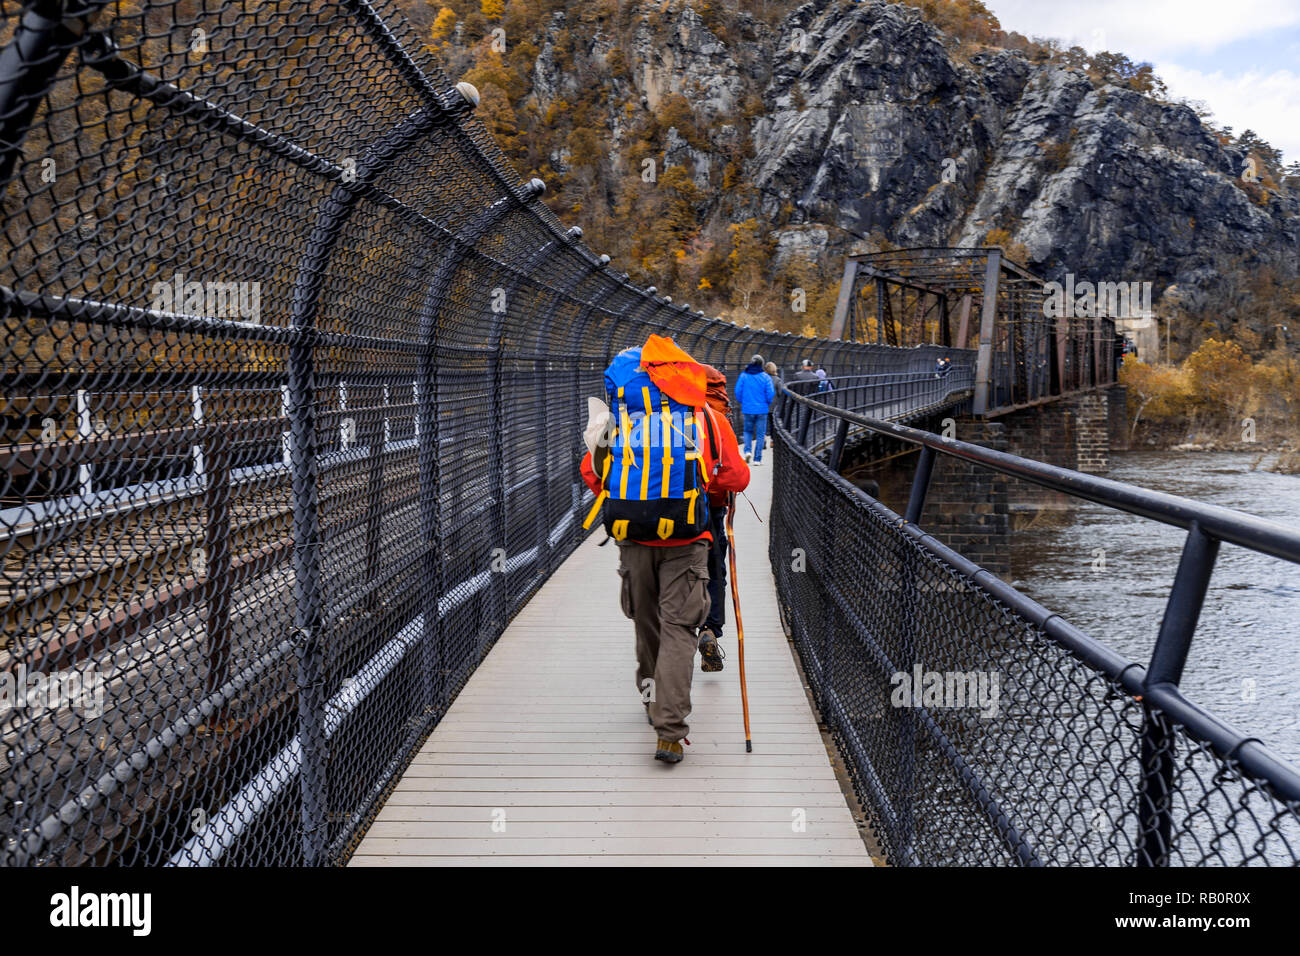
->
<box><xmin>0</xmin><ymin>0</ymin><xmax>975</xmax><ymax>867</ymax></box>
<box><xmin>770</xmin><ymin>396</ymin><xmax>1300</xmax><ymax>866</ymax></box>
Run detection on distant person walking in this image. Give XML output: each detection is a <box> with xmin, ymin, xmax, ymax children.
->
<box><xmin>735</xmin><ymin>353</ymin><xmax>775</xmax><ymax>465</ymax></box>
<box><xmin>764</xmin><ymin>361</ymin><xmax>781</xmax><ymax>439</ymax></box>
<box><xmin>815</xmin><ymin>368</ymin><xmax>833</xmax><ymax>393</ymax></box>
<box><xmin>791</xmin><ymin>358</ymin><xmax>819</xmax><ymax>388</ymax></box>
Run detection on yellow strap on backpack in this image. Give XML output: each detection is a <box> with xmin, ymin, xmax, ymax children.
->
<box><xmin>659</xmin><ymin>395</ymin><xmax>673</xmax><ymax>498</ymax></box>
<box><xmin>639</xmin><ymin>386</ymin><xmax>652</xmax><ymax>501</ymax></box>
<box><xmin>582</xmin><ymin>490</ymin><xmax>608</xmax><ymax>530</ymax></box>
<box><xmin>582</xmin><ymin>439</ymin><xmax>615</xmax><ymax>530</ymax></box>
<box><xmin>618</xmin><ymin>387</ymin><xmax>632</xmax><ymax>498</ymax></box>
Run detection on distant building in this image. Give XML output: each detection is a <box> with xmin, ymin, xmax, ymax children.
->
<box><xmin>1115</xmin><ymin>313</ymin><xmax>1159</xmax><ymax>362</ymax></box>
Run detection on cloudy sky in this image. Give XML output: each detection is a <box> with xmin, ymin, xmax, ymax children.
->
<box><xmin>984</xmin><ymin>0</ymin><xmax>1300</xmax><ymax>162</ymax></box>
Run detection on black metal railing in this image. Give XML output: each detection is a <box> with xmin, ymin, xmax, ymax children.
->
<box><xmin>771</xmin><ymin>384</ymin><xmax>1300</xmax><ymax>865</ymax></box>
<box><xmin>781</xmin><ymin>364</ymin><xmax>976</xmax><ymax>463</ymax></box>
<box><xmin>0</xmin><ymin>0</ymin><xmax>979</xmax><ymax>867</ymax></box>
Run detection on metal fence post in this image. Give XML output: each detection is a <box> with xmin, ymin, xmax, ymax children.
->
<box><xmin>415</xmin><ymin>192</ymin><xmax>518</xmax><ymax>704</ymax></box>
<box><xmin>1136</xmin><ymin>520</ymin><xmax>1220</xmax><ymax>866</ymax></box>
<box><xmin>286</xmin><ymin>331</ymin><xmax>327</xmax><ymax>867</ymax></box>
<box><xmin>827</xmin><ymin>417</ymin><xmax>850</xmax><ymax>473</ymax></box>
<box><xmin>283</xmin><ymin>105</ymin><xmax>448</xmax><ymax>866</ymax></box>
<box><xmin>363</xmin><ymin>388</ymin><xmax>385</xmax><ymax>614</ymax></box>
<box><xmin>892</xmin><ymin>446</ymin><xmax>940</xmax><ymax>861</ymax></box>
<box><xmin>515</xmin><ymin>232</ymin><xmax>575</xmax><ymax>577</ymax></box>
<box><xmin>905</xmin><ymin>446</ymin><xmax>937</xmax><ymax>524</ymax></box>
<box><xmin>565</xmin><ymin>261</ymin><xmax>617</xmax><ymax>549</ymax></box>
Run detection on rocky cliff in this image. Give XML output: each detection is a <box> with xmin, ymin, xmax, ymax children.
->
<box><xmin>422</xmin><ymin>0</ymin><xmax>1299</xmax><ymax>329</ymax></box>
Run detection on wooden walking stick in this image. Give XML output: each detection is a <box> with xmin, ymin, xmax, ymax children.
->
<box><xmin>724</xmin><ymin>492</ymin><xmax>753</xmax><ymax>753</ymax></box>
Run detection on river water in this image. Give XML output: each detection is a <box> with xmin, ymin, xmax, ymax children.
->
<box><xmin>1009</xmin><ymin>450</ymin><xmax>1300</xmax><ymax>766</ymax></box>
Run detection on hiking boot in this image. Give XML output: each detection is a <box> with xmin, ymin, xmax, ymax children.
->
<box><xmin>698</xmin><ymin>628</ymin><xmax>725</xmax><ymax>673</ymax></box>
<box><xmin>654</xmin><ymin>738</ymin><xmax>684</xmax><ymax>763</ymax></box>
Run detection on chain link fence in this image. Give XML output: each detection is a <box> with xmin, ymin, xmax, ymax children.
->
<box><xmin>771</xmin><ymin>388</ymin><xmax>1300</xmax><ymax>866</ymax></box>
<box><xmin>0</xmin><ymin>0</ymin><xmax>975</xmax><ymax>866</ymax></box>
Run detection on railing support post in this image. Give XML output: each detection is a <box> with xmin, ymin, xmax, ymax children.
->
<box><xmin>1135</xmin><ymin>521</ymin><xmax>1219</xmax><ymax>866</ymax></box>
<box><xmin>905</xmin><ymin>445</ymin><xmax>937</xmax><ymax>524</ymax></box>
<box><xmin>567</xmin><ymin>268</ymin><xmax>619</xmax><ymax>549</ymax></box>
<box><xmin>827</xmin><ymin>417</ymin><xmax>850</xmax><ymax>473</ymax></box>
<box><xmin>363</xmin><ymin>394</ymin><xmax>385</xmax><ymax>613</ymax></box>
<box><xmin>796</xmin><ymin>399</ymin><xmax>813</xmax><ymax>446</ymax></box>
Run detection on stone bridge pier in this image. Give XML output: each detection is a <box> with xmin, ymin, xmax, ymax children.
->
<box><xmin>841</xmin><ymin>384</ymin><xmax>1127</xmax><ymax>576</ymax></box>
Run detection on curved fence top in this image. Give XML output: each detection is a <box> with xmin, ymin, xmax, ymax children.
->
<box><xmin>0</xmin><ymin>0</ymin><xmax>974</xmax><ymax>867</ymax></box>
<box><xmin>0</xmin><ymin>0</ymin><xmax>934</xmax><ymax>382</ymax></box>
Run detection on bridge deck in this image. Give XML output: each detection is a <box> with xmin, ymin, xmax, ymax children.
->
<box><xmin>349</xmin><ymin>458</ymin><xmax>872</xmax><ymax>866</ymax></box>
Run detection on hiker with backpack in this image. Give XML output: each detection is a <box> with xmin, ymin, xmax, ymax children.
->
<box><xmin>579</xmin><ymin>334</ymin><xmax>750</xmax><ymax>764</ymax></box>
<box><xmin>734</xmin><ymin>353</ymin><xmax>776</xmax><ymax>465</ymax></box>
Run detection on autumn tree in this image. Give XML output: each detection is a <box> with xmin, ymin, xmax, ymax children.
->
<box><xmin>1120</xmin><ymin>356</ymin><xmax>1193</xmax><ymax>439</ymax></box>
<box><xmin>1184</xmin><ymin>338</ymin><xmax>1255</xmax><ymax>426</ymax></box>
<box><xmin>726</xmin><ymin>218</ymin><xmax>776</xmax><ymax>317</ymax></box>
<box><xmin>474</xmin><ymin>83</ymin><xmax>525</xmax><ymax>168</ymax></box>
<box><xmin>657</xmin><ymin>164</ymin><xmax>703</xmax><ymax>241</ymax></box>
<box><xmin>430</xmin><ymin>7</ymin><xmax>456</xmax><ymax>44</ymax></box>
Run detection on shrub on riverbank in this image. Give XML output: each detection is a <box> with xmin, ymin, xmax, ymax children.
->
<box><xmin>1121</xmin><ymin>340</ymin><xmax>1299</xmax><ymax>445</ymax></box>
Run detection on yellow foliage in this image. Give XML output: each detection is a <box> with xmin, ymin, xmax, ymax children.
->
<box><xmin>1121</xmin><ymin>339</ymin><xmax>1299</xmax><ymax>441</ymax></box>
<box><xmin>983</xmin><ymin>227</ymin><xmax>1011</xmax><ymax>247</ymax></box>
<box><xmin>1184</xmin><ymin>338</ymin><xmax>1253</xmax><ymax>416</ymax></box>
<box><xmin>431</xmin><ymin>7</ymin><xmax>456</xmax><ymax>42</ymax></box>
<box><xmin>1120</xmin><ymin>356</ymin><xmax>1194</xmax><ymax>432</ymax></box>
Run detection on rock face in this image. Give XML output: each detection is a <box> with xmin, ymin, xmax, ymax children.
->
<box><xmin>633</xmin><ymin>6</ymin><xmax>744</xmax><ymax>117</ymax></box>
<box><xmin>524</xmin><ymin>0</ymin><xmax>1299</xmax><ymax>299</ymax></box>
<box><xmin>746</xmin><ymin>0</ymin><xmax>1298</xmax><ymax>293</ymax></box>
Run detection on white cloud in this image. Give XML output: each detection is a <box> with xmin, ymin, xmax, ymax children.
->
<box><xmin>986</xmin><ymin>0</ymin><xmax>1300</xmax><ymax>57</ymax></box>
<box><xmin>1156</xmin><ymin>64</ymin><xmax>1300</xmax><ymax>162</ymax></box>
<box><xmin>985</xmin><ymin>1</ymin><xmax>1300</xmax><ymax>162</ymax></box>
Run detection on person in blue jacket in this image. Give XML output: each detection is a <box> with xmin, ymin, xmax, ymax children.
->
<box><xmin>735</xmin><ymin>353</ymin><xmax>776</xmax><ymax>465</ymax></box>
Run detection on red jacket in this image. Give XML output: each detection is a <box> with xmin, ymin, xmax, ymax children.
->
<box><xmin>580</xmin><ymin>403</ymin><xmax>749</xmax><ymax>546</ymax></box>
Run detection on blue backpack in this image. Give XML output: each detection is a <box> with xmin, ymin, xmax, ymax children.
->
<box><xmin>582</xmin><ymin>346</ymin><xmax>716</xmax><ymax>541</ymax></box>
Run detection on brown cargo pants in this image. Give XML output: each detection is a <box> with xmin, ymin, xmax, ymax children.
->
<box><xmin>617</xmin><ymin>539</ymin><xmax>711</xmax><ymax>742</ymax></box>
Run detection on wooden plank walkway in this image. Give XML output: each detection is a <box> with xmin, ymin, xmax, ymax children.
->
<box><xmin>350</xmin><ymin>456</ymin><xmax>872</xmax><ymax>866</ymax></box>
